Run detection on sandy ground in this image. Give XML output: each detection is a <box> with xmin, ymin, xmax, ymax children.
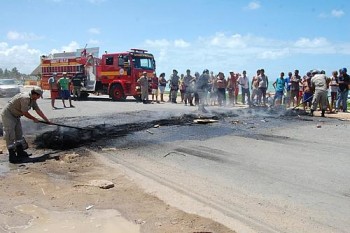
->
<box><xmin>0</xmin><ymin>137</ymin><xmax>234</xmax><ymax>233</ymax></box>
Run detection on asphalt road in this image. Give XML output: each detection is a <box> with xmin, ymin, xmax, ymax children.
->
<box><xmin>1</xmin><ymin>88</ymin><xmax>350</xmax><ymax>233</ymax></box>
<box><xmin>92</xmin><ymin>111</ymin><xmax>350</xmax><ymax>233</ymax></box>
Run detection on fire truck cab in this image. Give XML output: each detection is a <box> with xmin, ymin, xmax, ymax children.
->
<box><xmin>97</xmin><ymin>49</ymin><xmax>156</xmax><ymax>101</ymax></box>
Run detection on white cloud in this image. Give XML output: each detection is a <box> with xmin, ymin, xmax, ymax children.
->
<box><xmin>209</xmin><ymin>33</ymin><xmax>247</xmax><ymax>48</ymax></box>
<box><xmin>294</xmin><ymin>37</ymin><xmax>330</xmax><ymax>48</ymax></box>
<box><xmin>88</xmin><ymin>28</ymin><xmax>100</xmax><ymax>34</ymax></box>
<box><xmin>257</xmin><ymin>48</ymin><xmax>291</xmax><ymax>60</ymax></box>
<box><xmin>246</xmin><ymin>1</ymin><xmax>261</xmax><ymax>10</ymax></box>
<box><xmin>0</xmin><ymin>43</ymin><xmax>41</xmax><ymax>74</ymax></box>
<box><xmin>88</xmin><ymin>39</ymin><xmax>100</xmax><ymax>45</ymax></box>
<box><xmin>145</xmin><ymin>39</ymin><xmax>171</xmax><ymax>48</ymax></box>
<box><xmin>143</xmin><ymin>33</ymin><xmax>349</xmax><ymax>77</ymax></box>
<box><xmin>174</xmin><ymin>39</ymin><xmax>190</xmax><ymax>48</ymax></box>
<box><xmin>319</xmin><ymin>9</ymin><xmax>345</xmax><ymax>18</ymax></box>
<box><xmin>331</xmin><ymin>9</ymin><xmax>344</xmax><ymax>17</ymax></box>
<box><xmin>50</xmin><ymin>41</ymin><xmax>81</xmax><ymax>54</ymax></box>
<box><xmin>88</xmin><ymin>0</ymin><xmax>106</xmax><ymax>4</ymax></box>
<box><xmin>7</xmin><ymin>31</ymin><xmax>43</xmax><ymax>41</ymax></box>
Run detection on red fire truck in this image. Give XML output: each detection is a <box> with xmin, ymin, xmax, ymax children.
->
<box><xmin>40</xmin><ymin>47</ymin><xmax>156</xmax><ymax>101</ymax></box>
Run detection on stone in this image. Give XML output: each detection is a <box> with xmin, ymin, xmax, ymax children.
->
<box><xmin>88</xmin><ymin>179</ymin><xmax>114</xmax><ymax>189</ymax></box>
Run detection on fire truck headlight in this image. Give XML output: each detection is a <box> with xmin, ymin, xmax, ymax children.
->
<box><xmin>136</xmin><ymin>86</ymin><xmax>141</xmax><ymax>90</ymax></box>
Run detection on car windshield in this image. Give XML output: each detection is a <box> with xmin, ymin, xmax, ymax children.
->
<box><xmin>132</xmin><ymin>56</ymin><xmax>155</xmax><ymax>70</ymax></box>
<box><xmin>0</xmin><ymin>79</ymin><xmax>16</xmax><ymax>85</ymax></box>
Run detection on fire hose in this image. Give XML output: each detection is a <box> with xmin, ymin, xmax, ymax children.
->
<box><xmin>39</xmin><ymin>120</ymin><xmax>93</xmax><ymax>131</ymax></box>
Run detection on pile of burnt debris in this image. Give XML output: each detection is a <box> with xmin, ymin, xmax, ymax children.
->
<box><xmin>33</xmin><ymin>107</ymin><xmax>308</xmax><ymax>150</ymax></box>
<box><xmin>34</xmin><ymin>113</ymin><xmax>231</xmax><ymax>150</ymax></box>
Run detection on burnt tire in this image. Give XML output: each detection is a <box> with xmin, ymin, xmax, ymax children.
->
<box><xmin>110</xmin><ymin>84</ymin><xmax>126</xmax><ymax>101</ymax></box>
<box><xmin>80</xmin><ymin>92</ymin><xmax>89</xmax><ymax>99</ymax></box>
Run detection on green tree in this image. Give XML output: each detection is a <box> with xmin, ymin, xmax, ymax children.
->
<box><xmin>0</xmin><ymin>68</ymin><xmax>3</xmax><ymax>77</ymax></box>
<box><xmin>4</xmin><ymin>68</ymin><xmax>9</xmax><ymax>77</ymax></box>
<box><xmin>11</xmin><ymin>67</ymin><xmax>20</xmax><ymax>79</ymax></box>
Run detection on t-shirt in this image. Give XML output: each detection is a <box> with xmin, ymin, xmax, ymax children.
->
<box><xmin>48</xmin><ymin>76</ymin><xmax>58</xmax><ymax>90</ymax></box>
<box><xmin>71</xmin><ymin>75</ymin><xmax>83</xmax><ymax>87</ymax></box>
<box><xmin>338</xmin><ymin>74</ymin><xmax>350</xmax><ymax>92</ymax></box>
<box><xmin>290</xmin><ymin>75</ymin><xmax>301</xmax><ymax>91</ymax></box>
<box><xmin>284</xmin><ymin>76</ymin><xmax>291</xmax><ymax>91</ymax></box>
<box><xmin>151</xmin><ymin>76</ymin><xmax>158</xmax><ymax>89</ymax></box>
<box><xmin>275</xmin><ymin>78</ymin><xmax>285</xmax><ymax>92</ymax></box>
<box><xmin>329</xmin><ymin>76</ymin><xmax>338</xmax><ymax>92</ymax></box>
<box><xmin>238</xmin><ymin>76</ymin><xmax>249</xmax><ymax>89</ymax></box>
<box><xmin>258</xmin><ymin>75</ymin><xmax>268</xmax><ymax>88</ymax></box>
<box><xmin>58</xmin><ymin>77</ymin><xmax>70</xmax><ymax>90</ymax></box>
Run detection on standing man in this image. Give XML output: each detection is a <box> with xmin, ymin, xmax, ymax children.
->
<box><xmin>71</xmin><ymin>72</ymin><xmax>84</xmax><ymax>100</ymax></box>
<box><xmin>284</xmin><ymin>72</ymin><xmax>292</xmax><ymax>107</ymax></box>
<box><xmin>169</xmin><ymin>69</ymin><xmax>180</xmax><ymax>103</ymax></box>
<box><xmin>290</xmin><ymin>69</ymin><xmax>302</xmax><ymax>107</ymax></box>
<box><xmin>272</xmin><ymin>72</ymin><xmax>286</xmax><ymax>107</ymax></box>
<box><xmin>48</xmin><ymin>72</ymin><xmax>59</xmax><ymax>109</ymax></box>
<box><xmin>238</xmin><ymin>70</ymin><xmax>251</xmax><ymax>106</ymax></box>
<box><xmin>336</xmin><ymin>68</ymin><xmax>349</xmax><ymax>112</ymax></box>
<box><xmin>1</xmin><ymin>87</ymin><xmax>50</xmax><ymax>163</ymax></box>
<box><xmin>58</xmin><ymin>72</ymin><xmax>74</xmax><ymax>108</ymax></box>
<box><xmin>251</xmin><ymin>69</ymin><xmax>261</xmax><ymax>105</ymax></box>
<box><xmin>258</xmin><ymin>69</ymin><xmax>269</xmax><ymax>106</ymax></box>
<box><xmin>310</xmin><ymin>70</ymin><xmax>328</xmax><ymax>117</ymax></box>
<box><xmin>183</xmin><ymin>69</ymin><xmax>195</xmax><ymax>106</ymax></box>
<box><xmin>137</xmin><ymin>71</ymin><xmax>149</xmax><ymax>104</ymax></box>
<box><xmin>196</xmin><ymin>69</ymin><xmax>210</xmax><ymax>112</ymax></box>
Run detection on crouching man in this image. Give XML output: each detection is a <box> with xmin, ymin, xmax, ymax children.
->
<box><xmin>1</xmin><ymin>87</ymin><xmax>50</xmax><ymax>163</ymax></box>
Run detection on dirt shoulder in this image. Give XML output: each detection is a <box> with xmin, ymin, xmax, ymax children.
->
<box><xmin>0</xmin><ymin>139</ymin><xmax>234</xmax><ymax>233</ymax></box>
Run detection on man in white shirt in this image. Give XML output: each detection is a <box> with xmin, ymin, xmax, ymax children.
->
<box><xmin>238</xmin><ymin>70</ymin><xmax>251</xmax><ymax>106</ymax></box>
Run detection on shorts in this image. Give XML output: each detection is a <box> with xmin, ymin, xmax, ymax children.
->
<box><xmin>303</xmin><ymin>92</ymin><xmax>313</xmax><ymax>103</ymax></box>
<box><xmin>60</xmin><ymin>90</ymin><xmax>71</xmax><ymax>99</ymax></box>
<box><xmin>50</xmin><ymin>90</ymin><xmax>59</xmax><ymax>99</ymax></box>
<box><xmin>151</xmin><ymin>89</ymin><xmax>158</xmax><ymax>95</ymax></box>
<box><xmin>290</xmin><ymin>90</ymin><xmax>299</xmax><ymax>99</ymax></box>
<box><xmin>274</xmin><ymin>91</ymin><xmax>284</xmax><ymax>100</ymax></box>
<box><xmin>331</xmin><ymin>92</ymin><xmax>337</xmax><ymax>101</ymax></box>
<box><xmin>159</xmin><ymin>86</ymin><xmax>165</xmax><ymax>94</ymax></box>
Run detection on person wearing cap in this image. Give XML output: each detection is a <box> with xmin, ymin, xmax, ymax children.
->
<box><xmin>48</xmin><ymin>72</ymin><xmax>59</xmax><ymax>109</ymax></box>
<box><xmin>310</xmin><ymin>70</ymin><xmax>328</xmax><ymax>117</ymax></box>
<box><xmin>58</xmin><ymin>72</ymin><xmax>74</xmax><ymax>108</ymax></box>
<box><xmin>137</xmin><ymin>71</ymin><xmax>149</xmax><ymax>103</ymax></box>
<box><xmin>336</xmin><ymin>68</ymin><xmax>349</xmax><ymax>112</ymax></box>
<box><xmin>1</xmin><ymin>87</ymin><xmax>50</xmax><ymax>163</ymax></box>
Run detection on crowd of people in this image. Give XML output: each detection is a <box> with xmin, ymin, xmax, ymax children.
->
<box><xmin>138</xmin><ymin>68</ymin><xmax>350</xmax><ymax>115</ymax></box>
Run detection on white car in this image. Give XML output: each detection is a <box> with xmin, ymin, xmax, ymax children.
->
<box><xmin>0</xmin><ymin>79</ymin><xmax>21</xmax><ymax>97</ymax></box>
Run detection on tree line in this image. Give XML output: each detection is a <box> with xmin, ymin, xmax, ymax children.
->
<box><xmin>0</xmin><ymin>67</ymin><xmax>29</xmax><ymax>80</ymax></box>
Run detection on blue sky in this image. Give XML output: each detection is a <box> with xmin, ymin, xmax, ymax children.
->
<box><xmin>0</xmin><ymin>0</ymin><xmax>349</xmax><ymax>80</ymax></box>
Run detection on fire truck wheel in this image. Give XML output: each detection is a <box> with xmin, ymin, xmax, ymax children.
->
<box><xmin>110</xmin><ymin>84</ymin><xmax>126</xmax><ymax>101</ymax></box>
